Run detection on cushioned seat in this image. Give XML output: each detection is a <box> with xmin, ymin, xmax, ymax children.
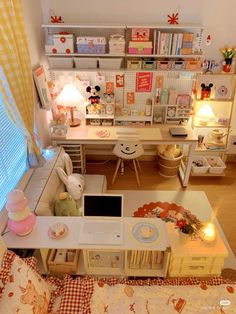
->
<box><xmin>24</xmin><ymin>147</ymin><xmax>107</xmax><ymax>216</ymax></box>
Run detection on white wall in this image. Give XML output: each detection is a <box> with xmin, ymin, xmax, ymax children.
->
<box><xmin>21</xmin><ymin>0</ymin><xmax>52</xmax><ymax>148</ymax></box>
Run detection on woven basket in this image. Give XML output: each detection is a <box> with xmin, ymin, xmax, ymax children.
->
<box><xmin>158</xmin><ymin>153</ymin><xmax>183</xmax><ymax>177</ymax></box>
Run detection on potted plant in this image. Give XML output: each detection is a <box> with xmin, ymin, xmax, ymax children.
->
<box><xmin>220</xmin><ymin>46</ymin><xmax>236</xmax><ymax>72</ymax></box>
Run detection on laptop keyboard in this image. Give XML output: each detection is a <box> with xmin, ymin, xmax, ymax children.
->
<box><xmin>83</xmin><ymin>221</ymin><xmax>121</xmax><ymax>234</ymax></box>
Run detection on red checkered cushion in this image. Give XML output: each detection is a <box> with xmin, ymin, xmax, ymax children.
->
<box><xmin>59</xmin><ymin>276</ymin><xmax>94</xmax><ymax>314</ymax></box>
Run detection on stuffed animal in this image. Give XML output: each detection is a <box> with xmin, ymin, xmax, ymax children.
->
<box><xmin>54</xmin><ymin>192</ymin><xmax>79</xmax><ymax>216</ymax></box>
<box><xmin>157</xmin><ymin>144</ymin><xmax>181</xmax><ymax>159</ymax></box>
<box><xmin>86</xmin><ymin>85</ymin><xmax>101</xmax><ymax>104</ymax></box>
<box><xmin>56</xmin><ymin>153</ymin><xmax>85</xmax><ymax>202</ymax></box>
<box><xmin>200</xmin><ymin>83</ymin><xmax>213</xmax><ymax>100</ymax></box>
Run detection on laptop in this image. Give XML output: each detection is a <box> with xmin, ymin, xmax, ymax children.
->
<box><xmin>169</xmin><ymin>127</ymin><xmax>188</xmax><ymax>137</ymax></box>
<box><xmin>78</xmin><ymin>194</ymin><xmax>124</xmax><ymax>245</ymax></box>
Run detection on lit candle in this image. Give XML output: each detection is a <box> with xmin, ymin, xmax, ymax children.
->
<box><xmin>202</xmin><ymin>222</ymin><xmax>216</xmax><ymax>243</ymax></box>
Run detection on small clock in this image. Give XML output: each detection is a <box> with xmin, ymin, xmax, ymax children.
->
<box><xmin>167</xmin><ymin>106</ymin><xmax>176</xmax><ymax>117</ymax></box>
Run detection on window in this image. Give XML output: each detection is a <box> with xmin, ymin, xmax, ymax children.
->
<box><xmin>0</xmin><ymin>96</ymin><xmax>28</xmax><ymax>211</ymax></box>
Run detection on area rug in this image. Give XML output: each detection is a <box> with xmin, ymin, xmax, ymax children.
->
<box><xmin>108</xmin><ymin>190</ymin><xmax>236</xmax><ymax>270</ymax></box>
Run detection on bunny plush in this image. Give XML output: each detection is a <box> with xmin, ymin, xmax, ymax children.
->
<box><xmin>56</xmin><ymin>153</ymin><xmax>85</xmax><ymax>203</ymax></box>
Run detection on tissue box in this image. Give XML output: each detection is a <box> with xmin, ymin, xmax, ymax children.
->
<box><xmin>77</xmin><ymin>37</ymin><xmax>106</xmax><ymax>54</ymax></box>
<box><xmin>128</xmin><ymin>41</ymin><xmax>152</xmax><ymax>54</ymax></box>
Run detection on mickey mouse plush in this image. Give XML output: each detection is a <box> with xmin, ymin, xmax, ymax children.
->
<box><xmin>201</xmin><ymin>83</ymin><xmax>213</xmax><ymax>100</ymax></box>
<box><xmin>86</xmin><ymin>85</ymin><xmax>101</xmax><ymax>104</ymax></box>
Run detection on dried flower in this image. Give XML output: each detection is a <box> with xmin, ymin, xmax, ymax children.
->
<box><xmin>175</xmin><ymin>213</ymin><xmax>202</xmax><ymax>236</ymax></box>
<box><xmin>220</xmin><ymin>46</ymin><xmax>236</xmax><ymax>59</ymax></box>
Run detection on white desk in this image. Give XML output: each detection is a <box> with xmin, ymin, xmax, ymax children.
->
<box><xmin>53</xmin><ymin>123</ymin><xmax>198</xmax><ymax>187</ymax></box>
<box><xmin>3</xmin><ymin>217</ymin><xmax>170</xmax><ymax>277</ymax></box>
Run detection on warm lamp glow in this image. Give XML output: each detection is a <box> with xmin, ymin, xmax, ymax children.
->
<box><xmin>56</xmin><ymin>84</ymin><xmax>85</xmax><ymax>127</ymax></box>
<box><xmin>202</xmin><ymin>222</ymin><xmax>216</xmax><ymax>243</ymax></box>
<box><xmin>196</xmin><ymin>104</ymin><xmax>215</xmax><ymax>126</ymax></box>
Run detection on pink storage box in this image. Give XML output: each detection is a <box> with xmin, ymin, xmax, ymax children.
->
<box><xmin>128</xmin><ymin>41</ymin><xmax>152</xmax><ymax>54</ymax></box>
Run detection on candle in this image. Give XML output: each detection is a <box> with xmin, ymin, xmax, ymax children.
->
<box><xmin>202</xmin><ymin>222</ymin><xmax>216</xmax><ymax>243</ymax></box>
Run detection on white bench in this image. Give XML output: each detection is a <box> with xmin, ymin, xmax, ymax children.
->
<box><xmin>24</xmin><ymin>147</ymin><xmax>107</xmax><ymax>216</ymax></box>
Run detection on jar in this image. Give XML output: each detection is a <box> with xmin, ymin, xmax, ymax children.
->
<box><xmin>160</xmin><ymin>89</ymin><xmax>169</xmax><ymax>105</ymax></box>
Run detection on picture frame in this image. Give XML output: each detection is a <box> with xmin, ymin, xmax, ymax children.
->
<box><xmin>32</xmin><ymin>65</ymin><xmax>52</xmax><ymax>110</ymax></box>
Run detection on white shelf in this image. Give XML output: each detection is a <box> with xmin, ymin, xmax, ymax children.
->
<box><xmin>114</xmin><ymin>115</ymin><xmax>153</xmax><ymax>122</ymax></box>
<box><xmin>126</xmin><ymin>53</ymin><xmax>203</xmax><ymax>58</ymax></box>
<box><xmin>46</xmin><ymin>53</ymin><xmax>125</xmax><ymax>57</ymax></box>
<box><xmin>126</xmin><ymin>24</ymin><xmax>203</xmax><ymax>29</ymax></box>
<box><xmin>42</xmin><ymin>23</ymin><xmax>126</xmax><ymax>29</ymax></box>
<box><xmin>86</xmin><ymin>114</ymin><xmax>114</xmax><ymax>119</ymax></box>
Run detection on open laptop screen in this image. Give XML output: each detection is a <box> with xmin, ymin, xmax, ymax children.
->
<box><xmin>83</xmin><ymin>194</ymin><xmax>123</xmax><ymax>218</ymax></box>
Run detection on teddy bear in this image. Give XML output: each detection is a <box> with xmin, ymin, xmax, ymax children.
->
<box><xmin>157</xmin><ymin>144</ymin><xmax>181</xmax><ymax>159</ymax></box>
<box><xmin>54</xmin><ymin>192</ymin><xmax>79</xmax><ymax>216</ymax></box>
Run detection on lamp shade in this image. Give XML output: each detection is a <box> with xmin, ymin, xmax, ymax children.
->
<box><xmin>56</xmin><ymin>84</ymin><xmax>85</xmax><ymax>127</ymax></box>
<box><xmin>196</xmin><ymin>104</ymin><xmax>215</xmax><ymax>125</ymax></box>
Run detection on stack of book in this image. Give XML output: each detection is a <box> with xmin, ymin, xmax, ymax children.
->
<box><xmin>156</xmin><ymin>31</ymin><xmax>194</xmax><ymax>55</ymax></box>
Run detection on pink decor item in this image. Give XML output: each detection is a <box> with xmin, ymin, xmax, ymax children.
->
<box><xmin>6</xmin><ymin>189</ymin><xmax>36</xmax><ymax>236</ymax></box>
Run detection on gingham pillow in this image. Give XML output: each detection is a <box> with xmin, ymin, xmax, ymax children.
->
<box><xmin>59</xmin><ymin>276</ymin><xmax>94</xmax><ymax>314</ymax></box>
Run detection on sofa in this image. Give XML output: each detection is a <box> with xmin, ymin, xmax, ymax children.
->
<box><xmin>24</xmin><ymin>147</ymin><xmax>107</xmax><ymax>216</ymax></box>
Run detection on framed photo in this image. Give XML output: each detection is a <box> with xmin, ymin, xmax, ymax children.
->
<box><xmin>33</xmin><ymin>65</ymin><xmax>52</xmax><ymax>110</ymax></box>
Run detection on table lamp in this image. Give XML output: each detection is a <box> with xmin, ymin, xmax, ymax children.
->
<box><xmin>196</xmin><ymin>104</ymin><xmax>215</xmax><ymax>126</ymax></box>
<box><xmin>56</xmin><ymin>84</ymin><xmax>85</xmax><ymax>127</ymax></box>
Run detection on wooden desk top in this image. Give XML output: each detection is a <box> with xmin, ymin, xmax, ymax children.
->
<box><xmin>55</xmin><ymin>123</ymin><xmax>198</xmax><ymax>145</ymax></box>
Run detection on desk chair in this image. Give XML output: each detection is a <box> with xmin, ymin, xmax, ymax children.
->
<box><xmin>112</xmin><ymin>139</ymin><xmax>144</xmax><ymax>187</ymax></box>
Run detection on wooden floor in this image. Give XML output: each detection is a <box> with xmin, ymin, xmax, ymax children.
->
<box><xmin>86</xmin><ymin>159</ymin><xmax>236</xmax><ymax>257</ymax></box>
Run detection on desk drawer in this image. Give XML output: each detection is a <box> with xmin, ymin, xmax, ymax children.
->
<box><xmin>170</xmin><ymin>256</ymin><xmax>225</xmax><ymax>266</ymax></box>
<box><xmin>169</xmin><ymin>263</ymin><xmax>223</xmax><ymax>277</ymax></box>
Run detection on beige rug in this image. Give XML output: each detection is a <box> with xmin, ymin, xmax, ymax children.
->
<box><xmin>108</xmin><ymin>190</ymin><xmax>236</xmax><ymax>271</ymax></box>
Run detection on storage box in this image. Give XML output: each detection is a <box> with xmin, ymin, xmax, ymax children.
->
<box><xmin>128</xmin><ymin>41</ymin><xmax>152</xmax><ymax>54</ymax></box>
<box><xmin>109</xmin><ymin>34</ymin><xmax>125</xmax><ymax>54</ymax></box>
<box><xmin>74</xmin><ymin>57</ymin><xmax>97</xmax><ymax>69</ymax></box>
<box><xmin>131</xmin><ymin>28</ymin><xmax>150</xmax><ymax>41</ymax></box>
<box><xmin>127</xmin><ymin>59</ymin><xmax>142</xmax><ymax>69</ymax></box>
<box><xmin>47</xmin><ymin>249</ymin><xmax>79</xmax><ymax>274</ymax></box>
<box><xmin>156</xmin><ymin>60</ymin><xmax>172</xmax><ymax>70</ymax></box>
<box><xmin>142</xmin><ymin>58</ymin><xmax>156</xmax><ymax>69</ymax></box>
<box><xmin>206</xmin><ymin>156</ymin><xmax>226</xmax><ymax>174</ymax></box>
<box><xmin>191</xmin><ymin>157</ymin><xmax>209</xmax><ymax>174</ymax></box>
<box><xmin>52</xmin><ymin>34</ymin><xmax>74</xmax><ymax>54</ymax></box>
<box><xmin>185</xmin><ymin>60</ymin><xmax>202</xmax><ymax>71</ymax></box>
<box><xmin>171</xmin><ymin>60</ymin><xmax>186</xmax><ymax>71</ymax></box>
<box><xmin>48</xmin><ymin>57</ymin><xmax>74</xmax><ymax>69</ymax></box>
<box><xmin>98</xmin><ymin>58</ymin><xmax>122</xmax><ymax>69</ymax></box>
<box><xmin>76</xmin><ymin>37</ymin><xmax>106</xmax><ymax>54</ymax></box>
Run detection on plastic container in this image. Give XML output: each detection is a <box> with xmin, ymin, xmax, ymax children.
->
<box><xmin>109</xmin><ymin>34</ymin><xmax>125</xmax><ymax>54</ymax></box>
<box><xmin>191</xmin><ymin>157</ymin><xmax>209</xmax><ymax>174</ymax></box>
<box><xmin>76</xmin><ymin>37</ymin><xmax>106</xmax><ymax>54</ymax></box>
<box><xmin>74</xmin><ymin>57</ymin><xmax>97</xmax><ymax>69</ymax></box>
<box><xmin>127</xmin><ymin>59</ymin><xmax>142</xmax><ymax>69</ymax></box>
<box><xmin>48</xmin><ymin>57</ymin><xmax>74</xmax><ymax>69</ymax></box>
<box><xmin>98</xmin><ymin>58</ymin><xmax>122</xmax><ymax>69</ymax></box>
<box><xmin>206</xmin><ymin>156</ymin><xmax>226</xmax><ymax>174</ymax></box>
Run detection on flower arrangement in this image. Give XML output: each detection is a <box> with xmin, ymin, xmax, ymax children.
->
<box><xmin>175</xmin><ymin>212</ymin><xmax>202</xmax><ymax>236</ymax></box>
<box><xmin>220</xmin><ymin>46</ymin><xmax>236</xmax><ymax>59</ymax></box>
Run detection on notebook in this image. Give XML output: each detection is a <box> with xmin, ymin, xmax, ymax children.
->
<box><xmin>169</xmin><ymin>127</ymin><xmax>188</xmax><ymax>137</ymax></box>
<box><xmin>78</xmin><ymin>194</ymin><xmax>124</xmax><ymax>245</ymax></box>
